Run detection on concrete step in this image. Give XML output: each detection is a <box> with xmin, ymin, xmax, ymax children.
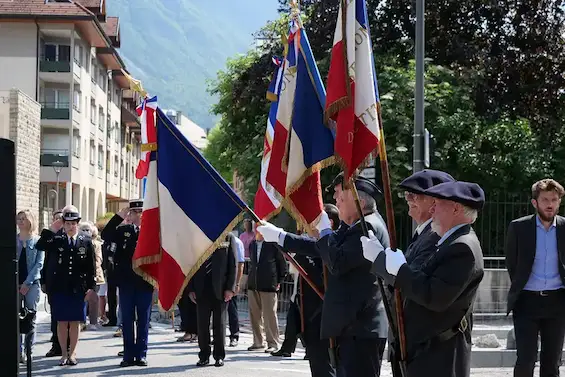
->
<box><xmin>472</xmin><ymin>325</ymin><xmax>513</xmax><ymax>339</ymax></box>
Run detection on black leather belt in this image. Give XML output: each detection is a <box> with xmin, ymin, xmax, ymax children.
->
<box><xmin>524</xmin><ymin>289</ymin><xmax>564</xmax><ymax>297</ymax></box>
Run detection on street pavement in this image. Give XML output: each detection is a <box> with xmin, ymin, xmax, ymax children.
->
<box><xmin>22</xmin><ymin>314</ymin><xmax>555</xmax><ymax>376</ymax></box>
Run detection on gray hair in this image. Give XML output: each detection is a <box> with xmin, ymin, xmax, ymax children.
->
<box><xmin>79</xmin><ymin>221</ymin><xmax>98</xmax><ymax>238</ymax></box>
<box><xmin>463</xmin><ymin>206</ymin><xmax>478</xmax><ymax>224</ymax></box>
<box><xmin>358</xmin><ymin>190</ymin><xmax>377</xmax><ymax>213</ymax></box>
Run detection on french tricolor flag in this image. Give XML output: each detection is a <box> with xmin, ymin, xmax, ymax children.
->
<box><xmin>325</xmin><ymin>0</ymin><xmax>381</xmax><ymax>179</ymax></box>
<box><xmin>133</xmin><ymin>108</ymin><xmax>246</xmax><ymax>310</ymax></box>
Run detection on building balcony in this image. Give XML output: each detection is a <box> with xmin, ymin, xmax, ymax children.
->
<box><xmin>39</xmin><ymin>60</ymin><xmax>71</xmax><ymax>73</ymax></box>
<box><xmin>40</xmin><ymin>149</ymin><xmax>69</xmax><ymax>167</ymax></box>
<box><xmin>121</xmin><ymin>103</ymin><xmax>139</xmax><ymax>125</ymax></box>
<box><xmin>40</xmin><ymin>102</ymin><xmax>70</xmax><ymax>120</ymax></box>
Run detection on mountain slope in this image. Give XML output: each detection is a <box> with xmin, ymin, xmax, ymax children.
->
<box><xmin>106</xmin><ymin>0</ymin><xmax>279</xmax><ymax>129</ymax></box>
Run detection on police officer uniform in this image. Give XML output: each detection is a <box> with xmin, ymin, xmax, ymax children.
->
<box><xmin>101</xmin><ymin>199</ymin><xmax>154</xmax><ymax>367</ymax></box>
<box><xmin>263</xmin><ymin>174</ymin><xmax>391</xmax><ymax>377</ymax></box>
<box><xmin>368</xmin><ymin>181</ymin><xmax>485</xmax><ymax>377</ymax></box>
<box><xmin>384</xmin><ymin>170</ymin><xmax>455</xmax><ymax>376</ymax></box>
<box><xmin>38</xmin><ymin>210</ymin><xmax>96</xmax><ymax>326</ymax></box>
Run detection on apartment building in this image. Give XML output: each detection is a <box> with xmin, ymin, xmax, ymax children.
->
<box><xmin>163</xmin><ymin>109</ymin><xmax>208</xmax><ymax>151</ymax></box>
<box><xmin>0</xmin><ymin>0</ymin><xmax>142</xmax><ymax>224</ymax></box>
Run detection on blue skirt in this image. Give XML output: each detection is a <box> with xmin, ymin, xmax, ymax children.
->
<box><xmin>51</xmin><ymin>292</ymin><xmax>87</xmax><ymax>322</ymax></box>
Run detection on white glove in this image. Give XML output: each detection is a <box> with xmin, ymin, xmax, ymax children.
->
<box><xmin>385</xmin><ymin>247</ymin><xmax>407</xmax><ymax>276</ymax></box>
<box><xmin>256</xmin><ymin>222</ymin><xmax>285</xmax><ymax>243</ymax></box>
<box><xmin>360</xmin><ymin>230</ymin><xmax>383</xmax><ymax>262</ymax></box>
<box><xmin>315</xmin><ymin>211</ymin><xmax>332</xmax><ymax>233</ymax></box>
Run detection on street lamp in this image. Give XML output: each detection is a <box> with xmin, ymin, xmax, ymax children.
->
<box><xmin>52</xmin><ymin>161</ymin><xmax>64</xmax><ymax>211</ymax></box>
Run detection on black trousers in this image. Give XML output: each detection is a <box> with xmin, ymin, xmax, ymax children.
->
<box><xmin>307</xmin><ymin>338</ymin><xmax>336</xmax><ymax>377</ymax></box>
<box><xmin>513</xmin><ymin>290</ymin><xmax>565</xmax><ymax>377</ymax></box>
<box><xmin>227</xmin><ymin>297</ymin><xmax>239</xmax><ymax>340</ymax></box>
<box><xmin>197</xmin><ymin>295</ymin><xmax>227</xmax><ymax>361</ymax></box>
<box><xmin>178</xmin><ymin>288</ymin><xmax>198</xmax><ymax>334</ymax></box>
<box><xmin>280</xmin><ymin>300</ymin><xmax>301</xmax><ymax>353</ymax></box>
<box><xmin>337</xmin><ymin>337</ymin><xmax>386</xmax><ymax>377</ymax></box>
<box><xmin>106</xmin><ymin>270</ymin><xmax>118</xmax><ymax>325</ymax></box>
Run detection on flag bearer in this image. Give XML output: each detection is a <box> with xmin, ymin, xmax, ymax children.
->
<box><xmin>101</xmin><ymin>199</ymin><xmax>154</xmax><ymax>367</ymax></box>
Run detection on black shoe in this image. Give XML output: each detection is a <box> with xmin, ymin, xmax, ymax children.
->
<box><xmin>136</xmin><ymin>358</ymin><xmax>148</xmax><ymax>366</ymax></box>
<box><xmin>271</xmin><ymin>349</ymin><xmax>291</xmax><ymax>357</ymax></box>
<box><xmin>103</xmin><ymin>322</ymin><xmax>117</xmax><ymax>327</ymax></box>
<box><xmin>215</xmin><ymin>359</ymin><xmax>224</xmax><ymax>367</ymax></box>
<box><xmin>304</xmin><ymin>354</ymin><xmax>309</xmax><ymax>360</ymax></box>
<box><xmin>46</xmin><ymin>347</ymin><xmax>62</xmax><ymax>357</ymax></box>
<box><xmin>196</xmin><ymin>359</ymin><xmax>209</xmax><ymax>367</ymax></box>
<box><xmin>120</xmin><ymin>360</ymin><xmax>136</xmax><ymax>367</ymax></box>
<box><xmin>229</xmin><ymin>338</ymin><xmax>238</xmax><ymax>347</ymax></box>
<box><xmin>118</xmin><ymin>351</ymin><xmax>124</xmax><ymax>357</ymax></box>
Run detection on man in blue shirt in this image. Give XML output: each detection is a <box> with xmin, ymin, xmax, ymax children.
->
<box><xmin>506</xmin><ymin>179</ymin><xmax>565</xmax><ymax>377</ymax></box>
<box><xmin>228</xmin><ymin>232</ymin><xmax>245</xmax><ymax>347</ymax></box>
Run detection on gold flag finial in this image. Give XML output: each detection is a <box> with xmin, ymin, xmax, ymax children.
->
<box><xmin>121</xmin><ymin>69</ymin><xmax>148</xmax><ymax>98</ymax></box>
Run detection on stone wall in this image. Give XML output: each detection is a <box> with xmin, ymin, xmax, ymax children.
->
<box><xmin>8</xmin><ymin>89</ymin><xmax>41</xmax><ymax>226</ymax></box>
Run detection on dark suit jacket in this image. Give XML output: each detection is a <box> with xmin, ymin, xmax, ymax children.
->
<box><xmin>189</xmin><ymin>234</ymin><xmax>237</xmax><ymax>301</ymax></box>
<box><xmin>284</xmin><ymin>212</ymin><xmax>390</xmax><ymax>340</ymax></box>
<box><xmin>247</xmin><ymin>240</ymin><xmax>287</xmax><ymax>292</ymax></box>
<box><xmin>505</xmin><ymin>214</ymin><xmax>565</xmax><ymax>313</ymax></box>
<box><xmin>390</xmin><ymin>225</ymin><xmax>484</xmax><ymax>352</ymax></box>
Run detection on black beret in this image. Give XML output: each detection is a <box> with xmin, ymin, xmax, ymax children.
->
<box><xmin>325</xmin><ymin>172</ymin><xmax>383</xmax><ymax>199</ymax></box>
<box><xmin>424</xmin><ymin>181</ymin><xmax>485</xmax><ymax>210</ymax></box>
<box><xmin>62</xmin><ymin>211</ymin><xmax>81</xmax><ymax>221</ymax></box>
<box><xmin>399</xmin><ymin>169</ymin><xmax>455</xmax><ymax>195</ymax></box>
<box><xmin>129</xmin><ymin>199</ymin><xmax>143</xmax><ymax>210</ymax></box>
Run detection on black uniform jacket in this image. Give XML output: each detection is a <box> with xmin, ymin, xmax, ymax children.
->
<box><xmin>505</xmin><ymin>215</ymin><xmax>565</xmax><ymax>314</ymax></box>
<box><xmin>37</xmin><ymin>229</ymin><xmax>96</xmax><ymax>295</ymax></box>
<box><xmin>284</xmin><ymin>212</ymin><xmax>390</xmax><ymax>340</ymax></box>
<box><xmin>188</xmin><ymin>234</ymin><xmax>237</xmax><ymax>301</ymax></box>
<box><xmin>377</xmin><ymin>225</ymin><xmax>483</xmax><ymax>361</ymax></box>
<box><xmin>101</xmin><ymin>214</ymin><xmax>153</xmax><ymax>291</ymax></box>
<box><xmin>247</xmin><ymin>240</ymin><xmax>288</xmax><ymax>292</ymax></box>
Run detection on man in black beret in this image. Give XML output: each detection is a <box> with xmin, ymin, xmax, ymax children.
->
<box><xmin>257</xmin><ymin>172</ymin><xmax>390</xmax><ymax>377</ymax></box>
<box><xmin>362</xmin><ymin>169</ymin><xmax>454</xmax><ymax>376</ymax></box>
<box><xmin>361</xmin><ymin>181</ymin><xmax>485</xmax><ymax>377</ymax></box>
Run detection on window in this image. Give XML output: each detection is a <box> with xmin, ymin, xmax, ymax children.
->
<box><xmin>59</xmin><ymin>45</ymin><xmax>70</xmax><ymax>62</ymax></box>
<box><xmin>114</xmin><ymin>89</ymin><xmax>121</xmax><ymax>104</ymax></box>
<box><xmin>90</xmin><ymin>100</ymin><xmax>96</xmax><ymax>125</ymax></box>
<box><xmin>106</xmin><ymin>153</ymin><xmax>111</xmax><ymax>171</ymax></box>
<box><xmin>44</xmin><ymin>44</ymin><xmax>57</xmax><ymax>61</ymax></box>
<box><xmin>98</xmin><ymin>68</ymin><xmax>106</xmax><ymax>91</ymax></box>
<box><xmin>74</xmin><ymin>44</ymin><xmax>82</xmax><ymax>65</ymax></box>
<box><xmin>98</xmin><ymin>146</ymin><xmax>104</xmax><ymax>169</ymax></box>
<box><xmin>42</xmin><ymin>88</ymin><xmax>70</xmax><ymax>108</ymax></box>
<box><xmin>91</xmin><ymin>60</ymin><xmax>97</xmax><ymax>82</ymax></box>
<box><xmin>114</xmin><ymin>156</ymin><xmax>119</xmax><ymax>177</ymax></box>
<box><xmin>98</xmin><ymin>106</ymin><xmax>104</xmax><ymax>130</ymax></box>
<box><xmin>114</xmin><ymin>122</ymin><xmax>119</xmax><ymax>144</ymax></box>
<box><xmin>73</xmin><ymin>133</ymin><xmax>81</xmax><ymax>157</ymax></box>
<box><xmin>120</xmin><ymin>161</ymin><xmax>124</xmax><ymax>179</ymax></box>
<box><xmin>73</xmin><ymin>90</ymin><xmax>81</xmax><ymax>112</ymax></box>
<box><xmin>125</xmin><ymin>163</ymin><xmax>129</xmax><ymax>182</ymax></box>
<box><xmin>89</xmin><ymin>140</ymin><xmax>95</xmax><ymax>165</ymax></box>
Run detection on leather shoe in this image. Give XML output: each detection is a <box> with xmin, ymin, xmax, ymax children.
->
<box><xmin>120</xmin><ymin>360</ymin><xmax>136</xmax><ymax>367</ymax></box>
<box><xmin>271</xmin><ymin>349</ymin><xmax>291</xmax><ymax>357</ymax></box>
<box><xmin>229</xmin><ymin>338</ymin><xmax>238</xmax><ymax>347</ymax></box>
<box><xmin>136</xmin><ymin>358</ymin><xmax>148</xmax><ymax>366</ymax></box>
<box><xmin>196</xmin><ymin>359</ymin><xmax>209</xmax><ymax>367</ymax></box>
<box><xmin>118</xmin><ymin>351</ymin><xmax>124</xmax><ymax>357</ymax></box>
<box><xmin>215</xmin><ymin>359</ymin><xmax>224</xmax><ymax>367</ymax></box>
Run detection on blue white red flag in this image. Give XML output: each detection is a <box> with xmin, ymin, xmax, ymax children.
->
<box><xmin>325</xmin><ymin>0</ymin><xmax>381</xmax><ymax>180</ymax></box>
<box><xmin>134</xmin><ymin>108</ymin><xmax>246</xmax><ymax>310</ymax></box>
<box><xmin>135</xmin><ymin>95</ymin><xmax>158</xmax><ymax>179</ymax></box>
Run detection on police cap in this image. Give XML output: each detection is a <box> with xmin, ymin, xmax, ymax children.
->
<box><xmin>399</xmin><ymin>169</ymin><xmax>455</xmax><ymax>195</ymax></box>
<box><xmin>62</xmin><ymin>211</ymin><xmax>81</xmax><ymax>222</ymax></box>
<box><xmin>325</xmin><ymin>172</ymin><xmax>383</xmax><ymax>199</ymax></box>
<box><xmin>129</xmin><ymin>199</ymin><xmax>143</xmax><ymax>210</ymax></box>
<box><xmin>424</xmin><ymin>181</ymin><xmax>485</xmax><ymax>210</ymax></box>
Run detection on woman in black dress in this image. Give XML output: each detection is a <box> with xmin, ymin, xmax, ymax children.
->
<box><xmin>37</xmin><ymin>206</ymin><xmax>96</xmax><ymax>366</ymax></box>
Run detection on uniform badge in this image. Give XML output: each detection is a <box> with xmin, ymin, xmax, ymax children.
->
<box><xmin>58</xmin><ymin>247</ymin><xmax>64</xmax><ymax>252</ymax></box>
<box><xmin>58</xmin><ymin>258</ymin><xmax>62</xmax><ymax>264</ymax></box>
<box><xmin>78</xmin><ymin>247</ymin><xmax>86</xmax><ymax>255</ymax></box>
<box><xmin>124</xmin><ymin>232</ymin><xmax>131</xmax><ymax>238</ymax></box>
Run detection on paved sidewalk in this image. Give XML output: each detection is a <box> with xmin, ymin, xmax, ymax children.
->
<box><xmin>21</xmin><ymin>315</ymin><xmax>557</xmax><ymax>376</ymax></box>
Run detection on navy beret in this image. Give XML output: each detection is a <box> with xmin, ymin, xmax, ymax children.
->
<box><xmin>424</xmin><ymin>181</ymin><xmax>485</xmax><ymax>210</ymax></box>
<box><xmin>129</xmin><ymin>199</ymin><xmax>143</xmax><ymax>210</ymax></box>
<box><xmin>325</xmin><ymin>172</ymin><xmax>383</xmax><ymax>199</ymax></box>
<box><xmin>399</xmin><ymin>169</ymin><xmax>455</xmax><ymax>195</ymax></box>
<box><xmin>62</xmin><ymin>211</ymin><xmax>81</xmax><ymax>221</ymax></box>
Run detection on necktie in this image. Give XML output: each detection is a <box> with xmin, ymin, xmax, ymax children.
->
<box><xmin>70</xmin><ymin>238</ymin><xmax>75</xmax><ymax>248</ymax></box>
<box><xmin>205</xmin><ymin>258</ymin><xmax>212</xmax><ymax>275</ymax></box>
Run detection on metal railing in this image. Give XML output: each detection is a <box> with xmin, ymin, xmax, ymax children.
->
<box><xmin>40</xmin><ymin>149</ymin><xmax>69</xmax><ymax>167</ymax></box>
<box><xmin>40</xmin><ymin>102</ymin><xmax>70</xmax><ymax>120</ymax></box>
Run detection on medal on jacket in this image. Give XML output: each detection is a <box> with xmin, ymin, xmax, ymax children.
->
<box><xmin>58</xmin><ymin>258</ymin><xmax>62</xmax><ymax>264</ymax></box>
<box><xmin>124</xmin><ymin>232</ymin><xmax>131</xmax><ymax>238</ymax></box>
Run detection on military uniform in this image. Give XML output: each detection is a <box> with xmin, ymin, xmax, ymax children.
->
<box><xmin>101</xmin><ymin>200</ymin><xmax>153</xmax><ymax>366</ymax></box>
<box><xmin>368</xmin><ymin>181</ymin><xmax>485</xmax><ymax>377</ymax></box>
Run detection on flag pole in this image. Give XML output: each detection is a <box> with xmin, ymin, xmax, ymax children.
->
<box><xmin>376</xmin><ymin>108</ymin><xmax>408</xmax><ymax>376</ymax></box>
<box><xmin>245</xmin><ymin>207</ymin><xmax>325</xmax><ymax>300</ymax></box>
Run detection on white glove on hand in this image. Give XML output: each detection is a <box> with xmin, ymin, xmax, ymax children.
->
<box><xmin>360</xmin><ymin>230</ymin><xmax>384</xmax><ymax>262</ymax></box>
<box><xmin>315</xmin><ymin>211</ymin><xmax>332</xmax><ymax>233</ymax></box>
<box><xmin>385</xmin><ymin>247</ymin><xmax>407</xmax><ymax>276</ymax></box>
<box><xmin>256</xmin><ymin>222</ymin><xmax>285</xmax><ymax>243</ymax></box>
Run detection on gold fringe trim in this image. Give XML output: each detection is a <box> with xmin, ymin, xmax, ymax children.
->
<box><xmin>266</xmin><ymin>91</ymin><xmax>278</xmax><ymax>102</ymax></box>
<box><xmin>261</xmin><ymin>205</ymin><xmax>284</xmax><ymax>222</ymax></box>
<box><xmin>324</xmin><ymin>96</ymin><xmax>350</xmax><ymax>125</ymax></box>
<box><xmin>141</xmin><ymin>143</ymin><xmax>157</xmax><ymax>152</ymax></box>
<box><xmin>285</xmin><ymin>156</ymin><xmax>337</xmax><ymax>198</ymax></box>
<box><xmin>282</xmin><ymin>198</ymin><xmax>323</xmax><ymax>236</ymax></box>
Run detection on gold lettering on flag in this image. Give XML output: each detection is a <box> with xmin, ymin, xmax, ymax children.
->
<box><xmin>358</xmin><ymin>103</ymin><xmax>378</xmax><ymax>126</ymax></box>
<box><xmin>281</xmin><ymin>66</ymin><xmax>297</xmax><ymax>92</ymax></box>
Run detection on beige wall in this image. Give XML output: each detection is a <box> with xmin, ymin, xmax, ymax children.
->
<box><xmin>0</xmin><ymin>23</ymin><xmax>38</xmax><ymax>100</ymax></box>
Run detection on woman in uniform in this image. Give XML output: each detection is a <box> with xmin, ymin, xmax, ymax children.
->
<box><xmin>37</xmin><ymin>205</ymin><xmax>96</xmax><ymax>366</ymax></box>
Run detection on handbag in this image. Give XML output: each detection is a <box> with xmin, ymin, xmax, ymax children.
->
<box><xmin>19</xmin><ymin>302</ymin><xmax>36</xmax><ymax>335</ymax></box>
